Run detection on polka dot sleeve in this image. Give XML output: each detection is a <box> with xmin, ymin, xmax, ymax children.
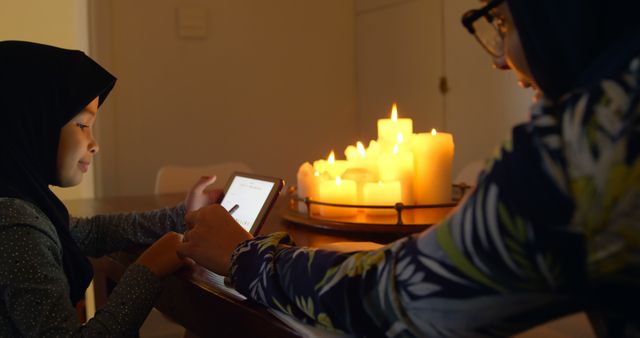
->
<box><xmin>0</xmin><ymin>199</ymin><xmax>162</xmax><ymax>337</ymax></box>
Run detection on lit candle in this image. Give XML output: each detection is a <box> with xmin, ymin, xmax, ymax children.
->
<box><xmin>317</xmin><ymin>176</ymin><xmax>357</xmax><ymax>218</ymax></box>
<box><xmin>313</xmin><ymin>159</ymin><xmax>328</xmax><ymax>175</ymax></box>
<box><xmin>378</xmin><ymin>143</ymin><xmax>415</xmax><ymax>205</ymax></box>
<box><xmin>362</xmin><ymin>181</ymin><xmax>401</xmax><ymax>216</ymax></box>
<box><xmin>296</xmin><ymin>162</ymin><xmax>319</xmax><ymax>213</ymax></box>
<box><xmin>342</xmin><ymin>167</ymin><xmax>375</xmax><ymax>205</ymax></box>
<box><xmin>365</xmin><ymin>140</ymin><xmax>381</xmax><ymax>179</ymax></box>
<box><xmin>324</xmin><ymin>151</ymin><xmax>350</xmax><ymax>178</ymax></box>
<box><xmin>412</xmin><ymin>128</ymin><xmax>454</xmax><ymax>204</ymax></box>
<box><xmin>377</xmin><ymin>103</ymin><xmax>413</xmax><ymax>146</ymax></box>
<box><xmin>345</xmin><ymin>141</ymin><xmax>380</xmax><ymax>181</ymax></box>
<box><xmin>344</xmin><ymin>141</ymin><xmax>367</xmax><ymax>168</ymax></box>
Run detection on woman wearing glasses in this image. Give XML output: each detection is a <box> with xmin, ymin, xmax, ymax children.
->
<box><xmin>180</xmin><ymin>0</ymin><xmax>640</xmax><ymax>336</ymax></box>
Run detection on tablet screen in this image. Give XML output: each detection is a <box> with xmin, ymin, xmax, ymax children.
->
<box><xmin>220</xmin><ymin>174</ymin><xmax>281</xmax><ymax>234</ymax></box>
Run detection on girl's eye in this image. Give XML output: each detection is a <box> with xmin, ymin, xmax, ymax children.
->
<box><xmin>76</xmin><ymin>122</ymin><xmax>89</xmax><ymax>130</ymax></box>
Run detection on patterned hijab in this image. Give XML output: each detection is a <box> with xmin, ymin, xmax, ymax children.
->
<box><xmin>506</xmin><ymin>0</ymin><xmax>640</xmax><ymax>100</ymax></box>
<box><xmin>0</xmin><ymin>41</ymin><xmax>116</xmax><ymax>305</ymax></box>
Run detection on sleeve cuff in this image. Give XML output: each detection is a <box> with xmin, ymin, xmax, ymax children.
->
<box><xmin>172</xmin><ymin>202</ymin><xmax>187</xmax><ymax>233</ymax></box>
<box><xmin>229</xmin><ymin>232</ymin><xmax>293</xmax><ymax>296</ymax></box>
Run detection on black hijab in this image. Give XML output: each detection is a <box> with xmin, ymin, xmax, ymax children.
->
<box><xmin>0</xmin><ymin>41</ymin><xmax>116</xmax><ymax>305</ymax></box>
<box><xmin>506</xmin><ymin>0</ymin><xmax>640</xmax><ymax>101</ymax></box>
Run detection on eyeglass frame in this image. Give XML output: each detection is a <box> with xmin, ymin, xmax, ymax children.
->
<box><xmin>461</xmin><ymin>0</ymin><xmax>506</xmax><ymax>57</ymax></box>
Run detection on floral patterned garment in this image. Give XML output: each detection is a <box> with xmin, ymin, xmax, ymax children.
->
<box><xmin>231</xmin><ymin>57</ymin><xmax>640</xmax><ymax>337</ymax></box>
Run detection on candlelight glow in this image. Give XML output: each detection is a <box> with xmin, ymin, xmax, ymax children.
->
<box><xmin>297</xmin><ymin>101</ymin><xmax>454</xmax><ymax>214</ymax></box>
<box><xmin>391</xmin><ymin>103</ymin><xmax>398</xmax><ymax>122</ymax></box>
<box><xmin>356</xmin><ymin>141</ymin><xmax>365</xmax><ymax>158</ymax></box>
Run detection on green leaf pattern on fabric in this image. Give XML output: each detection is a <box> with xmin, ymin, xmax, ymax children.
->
<box><xmin>229</xmin><ymin>56</ymin><xmax>640</xmax><ymax>337</ymax></box>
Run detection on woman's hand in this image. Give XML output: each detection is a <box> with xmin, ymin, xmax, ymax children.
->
<box><xmin>177</xmin><ymin>204</ymin><xmax>253</xmax><ymax>275</ymax></box>
<box><xmin>136</xmin><ymin>231</ymin><xmax>186</xmax><ymax>278</ymax></box>
<box><xmin>184</xmin><ymin>175</ymin><xmax>224</xmax><ymax>212</ymax></box>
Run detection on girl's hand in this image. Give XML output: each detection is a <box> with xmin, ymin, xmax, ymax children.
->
<box><xmin>184</xmin><ymin>176</ymin><xmax>224</xmax><ymax>212</ymax></box>
<box><xmin>136</xmin><ymin>232</ymin><xmax>186</xmax><ymax>278</ymax></box>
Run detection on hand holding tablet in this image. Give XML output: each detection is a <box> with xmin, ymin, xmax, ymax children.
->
<box><xmin>178</xmin><ymin>172</ymin><xmax>284</xmax><ymax>275</ymax></box>
<box><xmin>219</xmin><ymin>172</ymin><xmax>284</xmax><ymax>235</ymax></box>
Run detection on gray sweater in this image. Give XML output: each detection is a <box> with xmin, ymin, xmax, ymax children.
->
<box><xmin>0</xmin><ymin>197</ymin><xmax>186</xmax><ymax>337</ymax></box>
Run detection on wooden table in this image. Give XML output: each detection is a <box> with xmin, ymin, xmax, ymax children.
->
<box><xmin>65</xmin><ymin>194</ymin><xmax>449</xmax><ymax>337</ymax></box>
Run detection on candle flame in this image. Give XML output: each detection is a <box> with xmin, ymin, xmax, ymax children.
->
<box><xmin>396</xmin><ymin>132</ymin><xmax>404</xmax><ymax>144</ymax></box>
<box><xmin>431</xmin><ymin>128</ymin><xmax>437</xmax><ymax>136</ymax></box>
<box><xmin>356</xmin><ymin>141</ymin><xmax>365</xmax><ymax>158</ymax></box>
<box><xmin>314</xmin><ymin>171</ymin><xmax>319</xmax><ymax>177</ymax></box>
<box><xmin>335</xmin><ymin>176</ymin><xmax>342</xmax><ymax>186</ymax></box>
<box><xmin>393</xmin><ymin>144</ymin><xmax>399</xmax><ymax>154</ymax></box>
<box><xmin>328</xmin><ymin>151</ymin><xmax>335</xmax><ymax>164</ymax></box>
<box><xmin>391</xmin><ymin>103</ymin><xmax>398</xmax><ymax>121</ymax></box>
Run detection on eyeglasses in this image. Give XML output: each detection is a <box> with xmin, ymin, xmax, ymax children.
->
<box><xmin>462</xmin><ymin>0</ymin><xmax>506</xmax><ymax>57</ymax></box>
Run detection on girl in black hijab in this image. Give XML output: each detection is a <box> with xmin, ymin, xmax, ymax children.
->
<box><xmin>0</xmin><ymin>41</ymin><xmax>216</xmax><ymax>336</ymax></box>
<box><xmin>0</xmin><ymin>40</ymin><xmax>115</xmax><ymax>308</ymax></box>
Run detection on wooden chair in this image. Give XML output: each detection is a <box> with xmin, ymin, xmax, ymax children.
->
<box><xmin>154</xmin><ymin>162</ymin><xmax>253</xmax><ymax>194</ymax></box>
<box><xmin>454</xmin><ymin>159</ymin><xmax>486</xmax><ymax>187</ymax></box>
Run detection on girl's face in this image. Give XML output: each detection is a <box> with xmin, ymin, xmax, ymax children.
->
<box><xmin>490</xmin><ymin>2</ymin><xmax>539</xmax><ymax>95</ymax></box>
<box><xmin>56</xmin><ymin>96</ymin><xmax>100</xmax><ymax>187</ymax></box>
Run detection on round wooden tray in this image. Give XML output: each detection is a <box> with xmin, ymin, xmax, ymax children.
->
<box><xmin>281</xmin><ymin>201</ymin><xmax>455</xmax><ymax>235</ymax></box>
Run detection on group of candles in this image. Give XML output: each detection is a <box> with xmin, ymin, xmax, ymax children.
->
<box><xmin>297</xmin><ymin>103</ymin><xmax>454</xmax><ymax>218</ymax></box>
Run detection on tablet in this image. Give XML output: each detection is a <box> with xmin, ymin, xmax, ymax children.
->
<box><xmin>219</xmin><ymin>172</ymin><xmax>284</xmax><ymax>235</ymax></box>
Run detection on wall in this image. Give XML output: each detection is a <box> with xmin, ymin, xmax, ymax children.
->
<box><xmin>0</xmin><ymin>0</ymin><xmax>95</xmax><ymax>200</ymax></box>
<box><xmin>356</xmin><ymin>0</ymin><xmax>444</xmax><ymax>140</ymax></box>
<box><xmin>90</xmin><ymin>0</ymin><xmax>535</xmax><ymax>196</ymax></box>
<box><xmin>356</xmin><ymin>0</ymin><xmax>534</xmax><ymax>178</ymax></box>
<box><xmin>444</xmin><ymin>0</ymin><xmax>533</xmax><ymax>176</ymax></box>
<box><xmin>90</xmin><ymin>0</ymin><xmax>358</xmax><ymax>196</ymax></box>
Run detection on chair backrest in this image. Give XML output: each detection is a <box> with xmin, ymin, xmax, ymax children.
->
<box><xmin>154</xmin><ymin>162</ymin><xmax>253</xmax><ymax>194</ymax></box>
<box><xmin>454</xmin><ymin>160</ymin><xmax>486</xmax><ymax>186</ymax></box>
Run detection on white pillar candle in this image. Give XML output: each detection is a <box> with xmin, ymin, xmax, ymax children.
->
<box><xmin>318</xmin><ymin>176</ymin><xmax>358</xmax><ymax>218</ymax></box>
<box><xmin>313</xmin><ymin>159</ymin><xmax>328</xmax><ymax>175</ymax></box>
<box><xmin>365</xmin><ymin>140</ymin><xmax>381</xmax><ymax>180</ymax></box>
<box><xmin>378</xmin><ymin>144</ymin><xmax>415</xmax><ymax>205</ymax></box>
<box><xmin>314</xmin><ymin>151</ymin><xmax>349</xmax><ymax>178</ymax></box>
<box><xmin>324</xmin><ymin>150</ymin><xmax>349</xmax><ymax>178</ymax></box>
<box><xmin>296</xmin><ymin>162</ymin><xmax>319</xmax><ymax>213</ymax></box>
<box><xmin>344</xmin><ymin>141</ymin><xmax>367</xmax><ymax>169</ymax></box>
<box><xmin>362</xmin><ymin>181</ymin><xmax>401</xmax><ymax>216</ymax></box>
<box><xmin>377</xmin><ymin>103</ymin><xmax>413</xmax><ymax>145</ymax></box>
<box><xmin>342</xmin><ymin>167</ymin><xmax>375</xmax><ymax>205</ymax></box>
<box><xmin>345</xmin><ymin>141</ymin><xmax>380</xmax><ymax>181</ymax></box>
<box><xmin>412</xmin><ymin>129</ymin><xmax>454</xmax><ymax>204</ymax></box>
